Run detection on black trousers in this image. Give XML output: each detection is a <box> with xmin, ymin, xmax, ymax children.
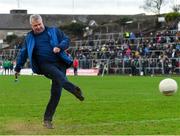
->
<box><xmin>39</xmin><ymin>62</ymin><xmax>76</xmax><ymax>121</ymax></box>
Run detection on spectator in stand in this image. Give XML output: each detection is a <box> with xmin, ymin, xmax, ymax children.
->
<box><xmin>73</xmin><ymin>57</ymin><xmax>79</xmax><ymax>76</ymax></box>
<box><xmin>130</xmin><ymin>59</ymin><xmax>136</xmax><ymax>76</ymax></box>
<box><xmin>176</xmin><ymin>31</ymin><xmax>180</xmax><ymax>42</ymax></box>
<box><xmin>171</xmin><ymin>49</ymin><xmax>177</xmax><ymax>73</ymax></box>
<box><xmin>9</xmin><ymin>60</ymin><xmax>14</xmax><ymax>75</ymax></box>
<box><xmin>129</xmin><ymin>32</ymin><xmax>136</xmax><ymax>44</ymax></box>
<box><xmin>2</xmin><ymin>59</ymin><xmax>10</xmax><ymax>75</ymax></box>
<box><xmin>2</xmin><ymin>60</ymin><xmax>8</xmax><ymax>75</ymax></box>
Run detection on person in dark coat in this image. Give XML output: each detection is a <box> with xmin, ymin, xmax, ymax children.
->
<box><xmin>14</xmin><ymin>14</ymin><xmax>84</xmax><ymax>129</ymax></box>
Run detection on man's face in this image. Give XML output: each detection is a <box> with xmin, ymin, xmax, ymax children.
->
<box><xmin>31</xmin><ymin>19</ymin><xmax>45</xmax><ymax>34</ymax></box>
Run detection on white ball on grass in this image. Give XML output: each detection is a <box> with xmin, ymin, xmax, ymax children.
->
<box><xmin>159</xmin><ymin>78</ymin><xmax>178</xmax><ymax>96</ymax></box>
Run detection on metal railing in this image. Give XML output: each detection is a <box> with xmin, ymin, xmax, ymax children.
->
<box><xmin>78</xmin><ymin>58</ymin><xmax>180</xmax><ymax>75</ymax></box>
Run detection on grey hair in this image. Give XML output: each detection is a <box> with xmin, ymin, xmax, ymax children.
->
<box><xmin>29</xmin><ymin>14</ymin><xmax>42</xmax><ymax>24</ymax></box>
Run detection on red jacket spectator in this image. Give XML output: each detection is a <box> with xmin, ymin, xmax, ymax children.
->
<box><xmin>73</xmin><ymin>58</ymin><xmax>79</xmax><ymax>76</ymax></box>
<box><xmin>73</xmin><ymin>58</ymin><xmax>79</xmax><ymax>68</ymax></box>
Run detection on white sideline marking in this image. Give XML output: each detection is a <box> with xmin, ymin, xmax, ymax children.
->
<box><xmin>94</xmin><ymin>118</ymin><xmax>180</xmax><ymax>125</ymax></box>
<box><xmin>69</xmin><ymin>118</ymin><xmax>180</xmax><ymax>128</ymax></box>
<box><xmin>0</xmin><ymin>104</ymin><xmax>44</xmax><ymax>106</ymax></box>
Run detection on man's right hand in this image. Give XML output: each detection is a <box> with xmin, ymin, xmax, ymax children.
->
<box><xmin>53</xmin><ymin>47</ymin><xmax>61</xmax><ymax>53</ymax></box>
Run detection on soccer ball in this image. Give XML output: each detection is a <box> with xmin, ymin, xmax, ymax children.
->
<box><xmin>159</xmin><ymin>78</ymin><xmax>178</xmax><ymax>96</ymax></box>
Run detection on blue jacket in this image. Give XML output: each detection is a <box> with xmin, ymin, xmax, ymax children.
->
<box><xmin>15</xmin><ymin>27</ymin><xmax>73</xmax><ymax>74</ymax></box>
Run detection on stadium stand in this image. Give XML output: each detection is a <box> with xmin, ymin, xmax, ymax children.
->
<box><xmin>0</xmin><ymin>16</ymin><xmax>179</xmax><ymax>76</ymax></box>
<box><xmin>69</xmin><ymin>29</ymin><xmax>180</xmax><ymax>75</ymax></box>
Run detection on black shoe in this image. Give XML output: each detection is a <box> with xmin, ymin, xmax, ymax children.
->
<box><xmin>43</xmin><ymin>120</ymin><xmax>54</xmax><ymax>129</ymax></box>
<box><xmin>74</xmin><ymin>86</ymin><xmax>84</xmax><ymax>101</ymax></box>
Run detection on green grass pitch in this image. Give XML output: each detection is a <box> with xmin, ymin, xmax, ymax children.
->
<box><xmin>0</xmin><ymin>75</ymin><xmax>179</xmax><ymax>134</ymax></box>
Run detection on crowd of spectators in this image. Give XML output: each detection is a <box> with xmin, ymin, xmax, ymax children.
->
<box><xmin>0</xmin><ymin>26</ymin><xmax>179</xmax><ymax>76</ymax></box>
<box><xmin>71</xmin><ymin>29</ymin><xmax>180</xmax><ymax>75</ymax></box>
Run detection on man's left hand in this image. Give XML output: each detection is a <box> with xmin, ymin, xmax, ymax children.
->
<box><xmin>53</xmin><ymin>47</ymin><xmax>61</xmax><ymax>53</ymax></box>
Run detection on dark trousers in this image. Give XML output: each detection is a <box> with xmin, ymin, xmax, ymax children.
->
<box><xmin>73</xmin><ymin>67</ymin><xmax>78</xmax><ymax>75</ymax></box>
<box><xmin>39</xmin><ymin>62</ymin><xmax>76</xmax><ymax>121</ymax></box>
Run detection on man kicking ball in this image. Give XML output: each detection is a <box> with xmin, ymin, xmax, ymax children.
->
<box><xmin>14</xmin><ymin>14</ymin><xmax>84</xmax><ymax>129</ymax></box>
